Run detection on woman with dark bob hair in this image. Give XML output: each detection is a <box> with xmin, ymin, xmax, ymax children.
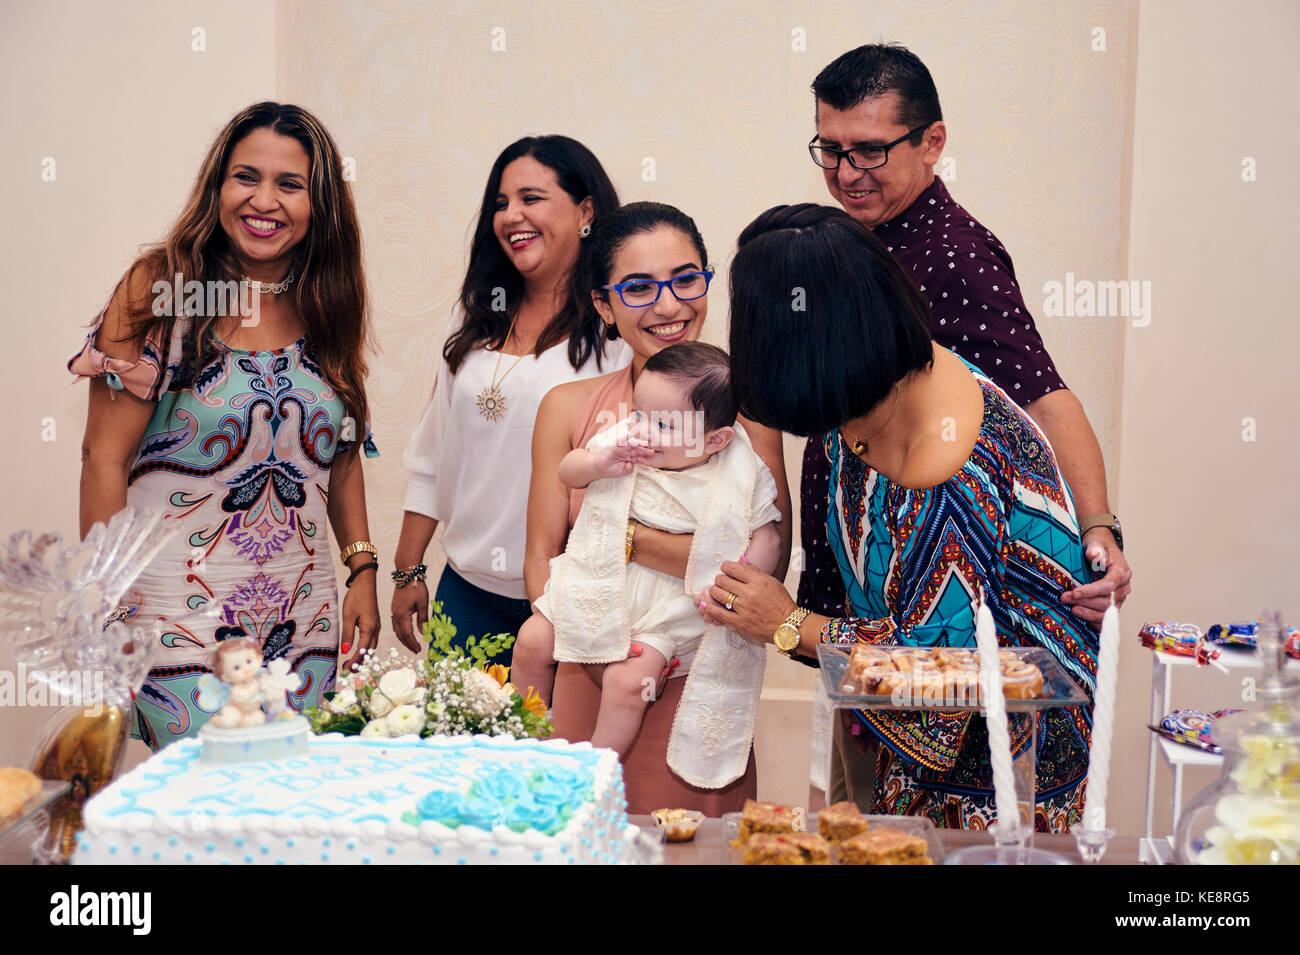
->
<box><xmin>701</xmin><ymin>203</ymin><xmax>1099</xmax><ymax>832</ymax></box>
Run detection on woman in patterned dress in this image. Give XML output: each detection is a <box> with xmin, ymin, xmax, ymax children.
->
<box><xmin>702</xmin><ymin>204</ymin><xmax>1100</xmax><ymax>832</ymax></box>
<box><xmin>72</xmin><ymin>102</ymin><xmax>379</xmax><ymax>750</ymax></box>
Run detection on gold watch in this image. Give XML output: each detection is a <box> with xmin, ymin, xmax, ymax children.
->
<box><xmin>773</xmin><ymin>607</ymin><xmax>811</xmax><ymax>658</ymax></box>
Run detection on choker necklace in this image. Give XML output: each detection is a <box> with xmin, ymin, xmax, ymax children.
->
<box><xmin>244</xmin><ymin>266</ymin><xmax>296</xmax><ymax>295</ymax></box>
<box><xmin>476</xmin><ymin>311</ymin><xmax>527</xmax><ymax>422</ymax></box>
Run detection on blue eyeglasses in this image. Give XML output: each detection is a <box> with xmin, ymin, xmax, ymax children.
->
<box><xmin>601</xmin><ymin>269</ymin><xmax>713</xmax><ymax>308</ymax></box>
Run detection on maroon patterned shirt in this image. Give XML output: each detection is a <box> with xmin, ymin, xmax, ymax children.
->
<box><xmin>798</xmin><ymin>176</ymin><xmax>1067</xmax><ymax>615</ymax></box>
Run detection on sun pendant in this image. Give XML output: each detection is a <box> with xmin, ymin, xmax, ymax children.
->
<box><xmin>476</xmin><ymin>385</ymin><xmax>507</xmax><ymax>422</ymax></box>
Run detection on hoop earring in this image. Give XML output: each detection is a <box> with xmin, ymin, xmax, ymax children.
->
<box><xmin>579</xmin><ymin>224</ymin><xmax>592</xmax><ymax>239</ymax></box>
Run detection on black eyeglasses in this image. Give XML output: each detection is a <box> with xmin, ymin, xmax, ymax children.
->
<box><xmin>808</xmin><ymin>123</ymin><xmax>934</xmax><ymax>171</ymax></box>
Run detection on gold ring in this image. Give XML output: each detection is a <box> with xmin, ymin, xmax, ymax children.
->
<box><xmin>724</xmin><ymin>592</ymin><xmax>737</xmax><ymax>611</ymax></box>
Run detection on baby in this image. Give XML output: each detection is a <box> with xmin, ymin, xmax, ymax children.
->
<box><xmin>513</xmin><ymin>342</ymin><xmax>782</xmax><ymax>760</ymax></box>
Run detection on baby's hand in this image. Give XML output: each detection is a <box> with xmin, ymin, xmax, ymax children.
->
<box><xmin>592</xmin><ymin>438</ymin><xmax>654</xmax><ymax>479</ymax></box>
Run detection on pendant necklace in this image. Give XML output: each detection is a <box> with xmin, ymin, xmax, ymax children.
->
<box><xmin>476</xmin><ymin>310</ymin><xmax>527</xmax><ymax>422</ymax></box>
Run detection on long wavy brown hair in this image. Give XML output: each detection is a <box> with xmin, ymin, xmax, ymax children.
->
<box><xmin>115</xmin><ymin>102</ymin><xmax>370</xmax><ymax>438</ymax></box>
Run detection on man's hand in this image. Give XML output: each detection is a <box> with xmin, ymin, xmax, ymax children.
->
<box><xmin>1061</xmin><ymin>528</ymin><xmax>1132</xmax><ymax>624</ymax></box>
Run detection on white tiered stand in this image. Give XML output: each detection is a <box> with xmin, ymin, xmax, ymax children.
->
<box><xmin>1141</xmin><ymin>648</ymin><xmax>1300</xmax><ymax>863</ymax></box>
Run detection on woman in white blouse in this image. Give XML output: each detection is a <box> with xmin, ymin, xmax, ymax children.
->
<box><xmin>392</xmin><ymin>136</ymin><xmax>629</xmax><ymax>662</ymax></box>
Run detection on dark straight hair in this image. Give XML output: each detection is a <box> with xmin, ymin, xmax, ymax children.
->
<box><xmin>584</xmin><ymin>201</ymin><xmax>708</xmax><ymax>341</ymax></box>
<box><xmin>444</xmin><ymin>135</ymin><xmax>619</xmax><ymax>374</ymax></box>
<box><xmin>728</xmin><ymin>203</ymin><xmax>933</xmax><ymax>437</ymax></box>
<box><xmin>812</xmin><ymin>43</ymin><xmax>943</xmax><ymax>136</ymax></box>
<box><xmin>642</xmin><ymin>341</ymin><xmax>737</xmax><ymax>432</ymax></box>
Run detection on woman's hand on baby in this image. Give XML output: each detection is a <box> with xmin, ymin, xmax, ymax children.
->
<box><xmin>694</xmin><ymin>559</ymin><xmax>797</xmax><ymax>643</ymax></box>
<box><xmin>592</xmin><ymin>439</ymin><xmax>655</xmax><ymax>479</ymax></box>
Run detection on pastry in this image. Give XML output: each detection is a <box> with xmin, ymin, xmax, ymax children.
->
<box><xmin>853</xmin><ymin>665</ymin><xmax>901</xmax><ymax>695</ymax></box>
<box><xmin>870</xmin><ymin>670</ymin><xmax>910</xmax><ymax>698</ymax></box>
<box><xmin>999</xmin><ymin>661</ymin><xmax>1044</xmax><ymax>699</ymax></box>
<box><xmin>889</xmin><ymin>647</ymin><xmax>940</xmax><ymax>672</ymax></box>
<box><xmin>942</xmin><ymin>668</ymin><xmax>982</xmax><ymax>704</ymax></box>
<box><xmin>817</xmin><ymin>801</ymin><xmax>870</xmax><ymax>843</ymax></box>
<box><xmin>849</xmin><ymin>645</ymin><xmax>892</xmax><ymax>678</ymax></box>
<box><xmin>0</xmin><ymin>767</ymin><xmax>41</xmax><ymax>804</ymax></box>
<box><xmin>838</xmin><ymin>826</ymin><xmax>931</xmax><ymax>865</ymax></box>
<box><xmin>974</xmin><ymin>648</ymin><xmax>1021</xmax><ymax>667</ymax></box>
<box><xmin>651</xmin><ymin>808</ymin><xmax>704</xmax><ymax>843</ymax></box>
<box><xmin>742</xmin><ymin>831</ymin><xmax>830</xmax><ymax>865</ymax></box>
<box><xmin>0</xmin><ymin>767</ymin><xmax>41</xmax><ymax>823</ymax></box>
<box><xmin>734</xmin><ymin>798</ymin><xmax>797</xmax><ymax>845</ymax></box>
<box><xmin>934</xmin><ymin>647</ymin><xmax>978</xmax><ymax>669</ymax></box>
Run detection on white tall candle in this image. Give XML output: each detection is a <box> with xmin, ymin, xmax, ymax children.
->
<box><xmin>974</xmin><ymin>592</ymin><xmax>1019</xmax><ymax>831</ymax></box>
<box><xmin>1082</xmin><ymin>597</ymin><xmax>1120</xmax><ymax>830</ymax></box>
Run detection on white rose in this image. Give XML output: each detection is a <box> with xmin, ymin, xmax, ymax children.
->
<box><xmin>367</xmin><ymin>691</ymin><xmax>394</xmax><ymax>718</ymax></box>
<box><xmin>385</xmin><ymin>704</ymin><xmax>425</xmax><ymax>737</ymax></box>
<box><xmin>328</xmin><ymin>689</ymin><xmax>357</xmax><ymax>714</ymax></box>
<box><xmin>462</xmin><ymin>667</ymin><xmax>511</xmax><ymax>718</ymax></box>
<box><xmin>359</xmin><ymin>719</ymin><xmax>390</xmax><ymax>738</ymax></box>
<box><xmin>378</xmin><ymin>668</ymin><xmax>418</xmax><ymax>705</ymax></box>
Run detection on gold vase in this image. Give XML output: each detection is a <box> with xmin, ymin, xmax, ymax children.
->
<box><xmin>29</xmin><ymin>705</ymin><xmax>129</xmax><ymax>864</ymax></box>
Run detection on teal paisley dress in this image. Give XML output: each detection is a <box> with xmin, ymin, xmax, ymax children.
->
<box><xmin>69</xmin><ymin>313</ymin><xmax>377</xmax><ymax>749</ymax></box>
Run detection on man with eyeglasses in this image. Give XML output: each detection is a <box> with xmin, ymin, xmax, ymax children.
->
<box><xmin>795</xmin><ymin>44</ymin><xmax>1131</xmax><ymax>808</ymax></box>
<box><xmin>798</xmin><ymin>42</ymin><xmax>1130</xmax><ymax>621</ymax></box>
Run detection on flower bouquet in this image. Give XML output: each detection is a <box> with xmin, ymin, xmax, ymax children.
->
<box><xmin>307</xmin><ymin>601</ymin><xmax>551</xmax><ymax>740</ymax></box>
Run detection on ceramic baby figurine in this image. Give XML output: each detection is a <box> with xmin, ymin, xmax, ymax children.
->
<box><xmin>208</xmin><ymin>637</ymin><xmax>267</xmax><ymax>728</ymax></box>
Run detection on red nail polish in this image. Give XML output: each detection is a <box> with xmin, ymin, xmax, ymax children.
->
<box><xmin>341</xmin><ymin>642</ymin><xmax>352</xmax><ymax>654</ymax></box>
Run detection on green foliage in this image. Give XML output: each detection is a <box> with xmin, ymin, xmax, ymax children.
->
<box><xmin>421</xmin><ymin>599</ymin><xmax>516</xmax><ymax>667</ymax></box>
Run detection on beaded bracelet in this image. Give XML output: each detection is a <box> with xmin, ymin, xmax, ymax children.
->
<box><xmin>345</xmin><ymin>560</ymin><xmax>379</xmax><ymax>588</ymax></box>
<box><xmin>391</xmin><ymin>563</ymin><xmax>428</xmax><ymax>589</ymax></box>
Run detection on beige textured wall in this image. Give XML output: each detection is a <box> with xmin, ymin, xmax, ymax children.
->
<box><xmin>1117</xmin><ymin>0</ymin><xmax>1300</xmax><ymax>845</ymax></box>
<box><xmin>276</xmin><ymin>0</ymin><xmax>1132</xmax><ymax>809</ymax></box>
<box><xmin>0</xmin><ymin>1</ymin><xmax>277</xmax><ymax>772</ymax></box>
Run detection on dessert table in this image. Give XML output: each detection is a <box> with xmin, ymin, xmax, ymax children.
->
<box><xmin>631</xmin><ymin>816</ymin><xmax>1143</xmax><ymax>865</ymax></box>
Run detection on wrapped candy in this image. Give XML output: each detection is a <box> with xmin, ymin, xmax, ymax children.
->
<box><xmin>1150</xmin><ymin>707</ymin><xmax>1245</xmax><ymax>755</ymax></box>
<box><xmin>1139</xmin><ymin>622</ymin><xmax>1203</xmax><ymax>657</ymax></box>
<box><xmin>1207</xmin><ymin>621</ymin><xmax>1300</xmax><ymax>652</ymax></box>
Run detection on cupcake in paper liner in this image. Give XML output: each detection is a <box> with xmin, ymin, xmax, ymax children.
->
<box><xmin>651</xmin><ymin>808</ymin><xmax>704</xmax><ymax>842</ymax></box>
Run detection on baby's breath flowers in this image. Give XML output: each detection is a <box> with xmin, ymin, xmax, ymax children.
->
<box><xmin>307</xmin><ymin>601</ymin><xmax>552</xmax><ymax>740</ymax></box>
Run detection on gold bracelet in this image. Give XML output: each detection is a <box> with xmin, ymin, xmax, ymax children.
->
<box><xmin>625</xmin><ymin>519</ymin><xmax>638</xmax><ymax>564</ymax></box>
<box><xmin>339</xmin><ymin>540</ymin><xmax>378</xmax><ymax>564</ymax></box>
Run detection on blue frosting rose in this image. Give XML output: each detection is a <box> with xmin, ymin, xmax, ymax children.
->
<box><xmin>505</xmin><ymin>796</ymin><xmax>561</xmax><ymax>835</ymax></box>
<box><xmin>416</xmin><ymin>790</ymin><xmax>463</xmax><ymax>828</ymax></box>
<box><xmin>473</xmin><ymin>768</ymin><xmax>527</xmax><ymax>804</ymax></box>
<box><xmin>459</xmin><ymin>794</ymin><xmax>504</xmax><ymax>831</ymax></box>
<box><xmin>529</xmin><ymin>778</ymin><xmax>577</xmax><ymax>807</ymax></box>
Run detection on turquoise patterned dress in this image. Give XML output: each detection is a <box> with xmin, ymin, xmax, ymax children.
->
<box><xmin>822</xmin><ymin>358</ymin><xmax>1099</xmax><ymax>832</ymax></box>
<box><xmin>69</xmin><ymin>314</ymin><xmax>377</xmax><ymax>749</ymax></box>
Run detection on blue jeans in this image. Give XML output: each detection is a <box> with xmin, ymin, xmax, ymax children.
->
<box><xmin>432</xmin><ymin>565</ymin><xmax>532</xmax><ymax>668</ymax></box>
